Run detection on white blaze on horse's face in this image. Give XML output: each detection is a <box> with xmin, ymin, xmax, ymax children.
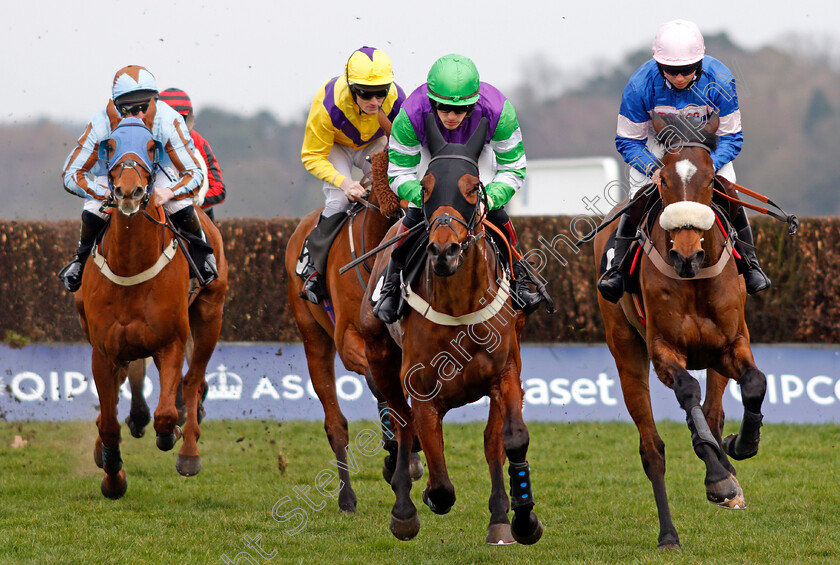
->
<box><xmin>675</xmin><ymin>159</ymin><xmax>698</xmax><ymax>186</ymax></box>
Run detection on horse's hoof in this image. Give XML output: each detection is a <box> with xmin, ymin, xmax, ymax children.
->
<box><xmin>338</xmin><ymin>489</ymin><xmax>357</xmax><ymax>514</ymax></box>
<box><xmin>722</xmin><ymin>433</ymin><xmax>759</xmax><ymax>461</ymax></box>
<box><xmin>93</xmin><ymin>438</ymin><xmax>103</xmax><ymax>469</ymax></box>
<box><xmin>422</xmin><ymin>488</ymin><xmax>454</xmax><ymax>515</ymax></box>
<box><xmin>389</xmin><ymin>512</ymin><xmax>420</xmax><ymax>541</ymax></box>
<box><xmin>156</xmin><ymin>426</ymin><xmax>182</xmax><ymax>452</ymax></box>
<box><xmin>101</xmin><ymin>469</ymin><xmax>127</xmax><ymax>500</ymax></box>
<box><xmin>657</xmin><ymin>542</ymin><xmax>681</xmax><ymax>550</ymax></box>
<box><xmin>706</xmin><ymin>474</ymin><xmax>739</xmax><ymax>506</ymax></box>
<box><xmin>486</xmin><ymin>523</ymin><xmax>516</xmax><ymax>545</ymax></box>
<box><xmin>175</xmin><ymin>454</ymin><xmax>202</xmax><ymax>477</ymax></box>
<box><xmin>511</xmin><ymin>511</ymin><xmax>543</xmax><ymax>545</ymax></box>
<box><xmin>714</xmin><ymin>475</ymin><xmax>746</xmax><ymax>509</ymax></box>
<box><xmin>125</xmin><ymin>411</ymin><xmax>150</xmax><ymax>439</ymax></box>
<box><xmin>409</xmin><ymin>452</ymin><xmax>424</xmax><ymax>482</ymax></box>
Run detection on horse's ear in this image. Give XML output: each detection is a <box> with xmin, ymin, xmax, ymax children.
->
<box><xmin>465</xmin><ymin>118</ymin><xmax>488</xmax><ymax>161</ymax></box>
<box><xmin>106</xmin><ymin>100</ymin><xmax>122</xmax><ymax>130</ymax></box>
<box><xmin>425</xmin><ymin>112</ymin><xmax>446</xmax><ymax>157</ymax></box>
<box><xmin>651</xmin><ymin>112</ymin><xmax>668</xmax><ymax>134</ymax></box>
<box><xmin>704</xmin><ymin>111</ymin><xmax>720</xmax><ymax>135</ymax></box>
<box><xmin>146</xmin><ymin>139</ymin><xmax>157</xmax><ymax>165</ymax></box>
<box><xmin>421</xmin><ymin>173</ymin><xmax>435</xmax><ymax>203</ymax></box>
<box><xmin>142</xmin><ymin>97</ymin><xmax>157</xmax><ymax>129</ymax></box>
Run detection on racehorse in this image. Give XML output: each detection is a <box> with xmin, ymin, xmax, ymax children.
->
<box><xmin>75</xmin><ymin>109</ymin><xmax>227</xmax><ymax>499</ymax></box>
<box><xmin>284</xmin><ymin>154</ymin><xmax>423</xmax><ymax>513</ymax></box>
<box><xmin>594</xmin><ymin>113</ymin><xmax>767</xmax><ymax>549</ymax></box>
<box><xmin>360</xmin><ymin>115</ymin><xmax>543</xmax><ymax>545</ymax></box>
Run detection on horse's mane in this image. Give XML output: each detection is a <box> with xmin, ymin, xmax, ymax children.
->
<box><xmin>654</xmin><ymin>114</ymin><xmax>718</xmax><ymax>153</ymax></box>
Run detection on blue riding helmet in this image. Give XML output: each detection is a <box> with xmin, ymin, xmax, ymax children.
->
<box><xmin>98</xmin><ymin>117</ymin><xmax>163</xmax><ymax>173</ymax></box>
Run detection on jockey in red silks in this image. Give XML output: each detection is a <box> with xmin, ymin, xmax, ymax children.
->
<box><xmin>159</xmin><ymin>88</ymin><xmax>227</xmax><ymax>222</ymax></box>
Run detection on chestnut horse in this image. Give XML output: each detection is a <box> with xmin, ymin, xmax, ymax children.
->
<box><xmin>75</xmin><ymin>113</ymin><xmax>227</xmax><ymax>499</ymax></box>
<box><xmin>361</xmin><ymin>115</ymin><xmax>543</xmax><ymax>545</ymax></box>
<box><xmin>284</xmin><ymin>161</ymin><xmax>425</xmax><ymax>514</ymax></box>
<box><xmin>595</xmin><ymin>113</ymin><xmax>767</xmax><ymax>549</ymax></box>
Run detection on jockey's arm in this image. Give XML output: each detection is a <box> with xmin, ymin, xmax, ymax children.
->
<box><xmin>161</xmin><ymin>113</ymin><xmax>203</xmax><ymax>200</ymax></box>
<box><xmin>388</xmin><ymin>108</ymin><xmax>423</xmax><ymax>206</ymax></box>
<box><xmin>62</xmin><ymin>110</ymin><xmax>111</xmax><ymax>200</ymax></box>
<box><xmin>301</xmin><ymin>100</ymin><xmax>347</xmax><ymax>188</ymax></box>
<box><xmin>615</xmin><ymin>79</ymin><xmax>661</xmax><ymax>177</ymax></box>
<box><xmin>485</xmin><ymin>100</ymin><xmax>526</xmax><ymax>211</ymax></box>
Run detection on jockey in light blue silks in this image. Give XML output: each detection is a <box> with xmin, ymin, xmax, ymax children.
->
<box><xmin>597</xmin><ymin>20</ymin><xmax>770</xmax><ymax>303</ymax></box>
<box><xmin>59</xmin><ymin>65</ymin><xmax>214</xmax><ymax>292</ymax></box>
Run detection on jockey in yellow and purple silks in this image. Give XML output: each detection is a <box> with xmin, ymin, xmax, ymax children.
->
<box><xmin>371</xmin><ymin>54</ymin><xmax>553</xmax><ymax>324</ymax></box>
<box><xmin>59</xmin><ymin>65</ymin><xmax>213</xmax><ymax>293</ymax></box>
<box><xmin>297</xmin><ymin>46</ymin><xmax>406</xmax><ymax>304</ymax></box>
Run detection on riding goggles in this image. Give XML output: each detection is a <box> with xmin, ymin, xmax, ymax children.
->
<box><xmin>117</xmin><ymin>102</ymin><xmax>150</xmax><ymax>116</ymax></box>
<box><xmin>434</xmin><ymin>102</ymin><xmax>475</xmax><ymax>115</ymax></box>
<box><xmin>659</xmin><ymin>62</ymin><xmax>700</xmax><ymax>77</ymax></box>
<box><xmin>351</xmin><ymin>85</ymin><xmax>390</xmax><ymax>100</ymax></box>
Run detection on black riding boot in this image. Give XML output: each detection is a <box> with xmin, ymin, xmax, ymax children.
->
<box><xmin>297</xmin><ymin>214</ymin><xmax>328</xmax><ymax>304</ymax></box>
<box><xmin>485</xmin><ymin>209</ymin><xmax>554</xmax><ymax>314</ymax></box>
<box><xmin>732</xmin><ymin>207</ymin><xmax>771</xmax><ymax>294</ymax></box>
<box><xmin>597</xmin><ymin>211</ymin><xmax>637</xmax><ymax>303</ymax></box>
<box><xmin>373</xmin><ymin>208</ymin><xmax>422</xmax><ymax>323</ymax></box>
<box><xmin>171</xmin><ymin>206</ymin><xmax>217</xmax><ymax>286</ymax></box>
<box><xmin>372</xmin><ymin>225</ymin><xmax>412</xmax><ymax>324</ymax></box>
<box><xmin>58</xmin><ymin>211</ymin><xmax>108</xmax><ymax>292</ymax></box>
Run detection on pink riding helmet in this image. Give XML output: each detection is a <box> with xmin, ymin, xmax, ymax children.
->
<box><xmin>652</xmin><ymin>20</ymin><xmax>705</xmax><ymax>66</ymax></box>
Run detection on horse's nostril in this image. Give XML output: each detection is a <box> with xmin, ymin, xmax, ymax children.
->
<box><xmin>428</xmin><ymin>242</ymin><xmax>442</xmax><ymax>259</ymax></box>
<box><xmin>444</xmin><ymin>243</ymin><xmax>460</xmax><ymax>259</ymax></box>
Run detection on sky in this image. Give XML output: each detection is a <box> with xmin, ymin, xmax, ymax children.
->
<box><xmin>3</xmin><ymin>0</ymin><xmax>839</xmax><ymax>125</ymax></box>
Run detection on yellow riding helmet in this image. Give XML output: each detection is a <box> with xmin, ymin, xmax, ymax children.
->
<box><xmin>345</xmin><ymin>46</ymin><xmax>394</xmax><ymax>87</ymax></box>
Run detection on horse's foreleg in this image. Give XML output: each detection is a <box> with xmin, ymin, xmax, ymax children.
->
<box><xmin>484</xmin><ymin>397</ymin><xmax>514</xmax><ymax>545</ymax></box>
<box><xmin>610</xmin><ymin>326</ymin><xmax>683</xmax><ymax>549</ymax></box>
<box><xmin>703</xmin><ymin>368</ymin><xmax>746</xmax><ymax>509</ymax></box>
<box><xmin>414</xmin><ymin>401</ymin><xmax>455</xmax><ymax>516</ymax></box>
<box><xmin>153</xmin><ymin>342</ymin><xmax>185</xmax><ymax>452</ymax></box>
<box><xmin>666</xmin><ymin>361</ymin><xmax>739</xmax><ymax>505</ymax></box>
<box><xmin>125</xmin><ymin>358</ymin><xmax>151</xmax><ymax>438</ymax></box>
<box><xmin>718</xmin><ymin>340</ymin><xmax>766</xmax><ymax>461</ymax></box>
<box><xmin>497</xmin><ymin>361</ymin><xmax>542</xmax><ymax>546</ymax></box>
<box><xmin>92</xmin><ymin>350</ymin><xmax>127</xmax><ymax>499</ymax></box>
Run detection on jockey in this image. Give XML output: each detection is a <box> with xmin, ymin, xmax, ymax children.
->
<box><xmin>60</xmin><ymin>65</ymin><xmax>216</xmax><ymax>292</ymax></box>
<box><xmin>297</xmin><ymin>46</ymin><xmax>406</xmax><ymax>304</ymax></box>
<box><xmin>159</xmin><ymin>87</ymin><xmax>227</xmax><ymax>222</ymax></box>
<box><xmin>598</xmin><ymin>19</ymin><xmax>770</xmax><ymax>303</ymax></box>
<box><xmin>372</xmin><ymin>53</ymin><xmax>552</xmax><ymax>324</ymax></box>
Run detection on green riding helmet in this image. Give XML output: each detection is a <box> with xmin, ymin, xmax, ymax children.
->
<box><xmin>426</xmin><ymin>54</ymin><xmax>480</xmax><ymax>106</ymax></box>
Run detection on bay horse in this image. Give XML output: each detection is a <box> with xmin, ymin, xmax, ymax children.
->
<box><xmin>360</xmin><ymin>115</ymin><xmax>543</xmax><ymax>545</ymax></box>
<box><xmin>594</xmin><ymin>113</ymin><xmax>767</xmax><ymax>549</ymax></box>
<box><xmin>284</xmin><ymin>155</ymin><xmax>422</xmax><ymax>514</ymax></box>
<box><xmin>75</xmin><ymin>111</ymin><xmax>227</xmax><ymax>499</ymax></box>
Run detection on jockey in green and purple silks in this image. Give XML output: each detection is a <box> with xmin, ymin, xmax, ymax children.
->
<box><xmin>371</xmin><ymin>54</ymin><xmax>553</xmax><ymax>324</ymax></box>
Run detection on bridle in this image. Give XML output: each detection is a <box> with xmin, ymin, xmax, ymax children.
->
<box><xmin>422</xmin><ymin>154</ymin><xmax>487</xmax><ymax>256</ymax></box>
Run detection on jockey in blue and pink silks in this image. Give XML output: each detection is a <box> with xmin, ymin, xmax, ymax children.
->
<box><xmin>59</xmin><ymin>65</ymin><xmax>215</xmax><ymax>292</ymax></box>
<box><xmin>597</xmin><ymin>19</ymin><xmax>770</xmax><ymax>303</ymax></box>
<box><xmin>371</xmin><ymin>53</ymin><xmax>553</xmax><ymax>324</ymax></box>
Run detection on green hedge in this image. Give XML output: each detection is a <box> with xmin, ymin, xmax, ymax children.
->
<box><xmin>1</xmin><ymin>217</ymin><xmax>836</xmax><ymax>344</ymax></box>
